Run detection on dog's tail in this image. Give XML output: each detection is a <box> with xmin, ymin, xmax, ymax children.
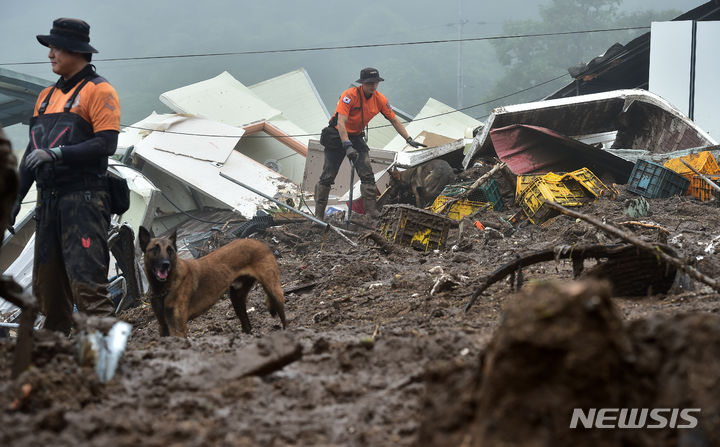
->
<box><xmin>264</xmin><ymin>286</ymin><xmax>287</xmax><ymax>329</ymax></box>
<box><xmin>260</xmin><ymin>267</ymin><xmax>287</xmax><ymax>329</ymax></box>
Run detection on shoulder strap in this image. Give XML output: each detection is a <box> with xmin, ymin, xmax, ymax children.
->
<box><xmin>38</xmin><ymin>86</ymin><xmax>57</xmax><ymax>115</ymax></box>
<box><xmin>358</xmin><ymin>86</ymin><xmax>368</xmax><ymax>142</ymax></box>
<box><xmin>64</xmin><ymin>78</ymin><xmax>90</xmax><ymax>112</ymax></box>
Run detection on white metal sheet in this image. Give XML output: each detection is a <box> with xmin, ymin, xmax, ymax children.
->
<box><xmin>694</xmin><ymin>21</ymin><xmax>720</xmax><ymax>139</ymax></box>
<box><xmin>160</xmin><ymin>71</ymin><xmax>281</xmax><ymax>126</ymax></box>
<box><xmin>250</xmin><ymin>68</ymin><xmax>329</xmax><ymax>134</ymax></box>
<box><xmin>649</xmin><ymin>21</ymin><xmax>693</xmax><ymax>115</ymax></box>
<box><xmin>137</xmin><ymin>115</ymin><xmax>243</xmax><ymax>164</ymax></box>
<box><xmin>135</xmin><ymin>122</ymin><xmax>296</xmax><ymax>218</ymax></box>
<box><xmin>384</xmin><ymin>98</ymin><xmax>481</xmax><ymax>151</ymax></box>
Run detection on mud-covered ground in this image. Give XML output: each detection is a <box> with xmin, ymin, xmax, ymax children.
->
<box><xmin>2</xmin><ymin>183</ymin><xmax>720</xmax><ymax>446</ymax></box>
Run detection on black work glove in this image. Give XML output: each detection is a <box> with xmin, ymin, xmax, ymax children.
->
<box><xmin>405</xmin><ymin>137</ymin><xmax>427</xmax><ymax>148</ymax></box>
<box><xmin>25</xmin><ymin>148</ymin><xmax>58</xmax><ymax>170</ymax></box>
<box><xmin>343</xmin><ymin>140</ymin><xmax>358</xmax><ymax>163</ymax></box>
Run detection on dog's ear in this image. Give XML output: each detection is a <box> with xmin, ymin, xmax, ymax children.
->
<box><xmin>138</xmin><ymin>226</ymin><xmax>151</xmax><ymax>252</ymax></box>
<box><xmin>169</xmin><ymin>228</ymin><xmax>177</xmax><ymax>248</ymax></box>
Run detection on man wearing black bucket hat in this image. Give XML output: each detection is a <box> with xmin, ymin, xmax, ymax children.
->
<box><xmin>315</xmin><ymin>67</ymin><xmax>425</xmax><ymax>222</ymax></box>
<box><xmin>9</xmin><ymin>18</ymin><xmax>121</xmax><ymax>334</ymax></box>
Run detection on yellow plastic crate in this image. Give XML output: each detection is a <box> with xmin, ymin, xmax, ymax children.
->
<box><xmin>430</xmin><ymin>195</ymin><xmax>493</xmax><ymax>221</ymax></box>
<box><xmin>519</xmin><ymin>178</ymin><xmax>584</xmax><ymax>224</ymax></box>
<box><xmin>516</xmin><ymin>168</ymin><xmax>615</xmax><ymax>202</ymax></box>
<box><xmin>689</xmin><ymin>174</ymin><xmax>720</xmax><ymax>201</ymax></box>
<box><xmin>377</xmin><ymin>204</ymin><xmax>455</xmax><ymax>251</ymax></box>
<box><xmin>664</xmin><ymin>151</ymin><xmax>720</xmax><ymax>179</ymax></box>
<box><xmin>563</xmin><ymin>168</ymin><xmax>618</xmax><ymax>198</ymax></box>
<box><xmin>542</xmin><ymin>172</ymin><xmax>566</xmax><ymax>183</ymax></box>
<box><xmin>516</xmin><ymin>175</ymin><xmax>542</xmax><ymax>201</ymax></box>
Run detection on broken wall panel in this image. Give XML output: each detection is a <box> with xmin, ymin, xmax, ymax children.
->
<box><xmin>463</xmin><ymin>90</ymin><xmax>717</xmax><ymax>170</ymax></box>
<box><xmin>133</xmin><ymin>116</ymin><xmax>298</xmax><ymax>219</ymax></box>
<box><xmin>160</xmin><ymin>71</ymin><xmax>281</xmax><ymax>125</ymax></box>
<box><xmin>303</xmin><ymin>139</ymin><xmax>395</xmax><ymax>197</ymax></box>
<box><xmin>249</xmin><ymin>68</ymin><xmax>330</xmax><ymax>135</ymax></box>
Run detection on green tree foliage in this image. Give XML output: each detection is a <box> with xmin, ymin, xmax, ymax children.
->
<box><xmin>488</xmin><ymin>0</ymin><xmax>679</xmax><ymax>107</ymax></box>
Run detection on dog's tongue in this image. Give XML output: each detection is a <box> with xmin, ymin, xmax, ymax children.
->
<box><xmin>156</xmin><ymin>269</ymin><xmax>168</xmax><ymax>280</ymax></box>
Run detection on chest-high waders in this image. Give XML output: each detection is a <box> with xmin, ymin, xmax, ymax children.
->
<box><xmin>30</xmin><ymin>79</ymin><xmax>114</xmax><ymax>334</ymax></box>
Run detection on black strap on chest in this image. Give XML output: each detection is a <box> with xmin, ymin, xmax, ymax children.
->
<box><xmin>358</xmin><ymin>86</ymin><xmax>369</xmax><ymax>142</ymax></box>
<box><xmin>38</xmin><ymin>78</ymin><xmax>91</xmax><ymax>115</ymax></box>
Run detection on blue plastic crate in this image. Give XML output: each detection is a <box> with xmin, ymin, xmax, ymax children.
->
<box><xmin>476</xmin><ymin>179</ymin><xmax>505</xmax><ymax>211</ymax></box>
<box><xmin>439</xmin><ymin>178</ymin><xmax>505</xmax><ymax>211</ymax></box>
<box><xmin>627</xmin><ymin>159</ymin><xmax>690</xmax><ymax>199</ymax></box>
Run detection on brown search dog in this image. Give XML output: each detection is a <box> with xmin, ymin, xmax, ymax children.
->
<box><xmin>138</xmin><ymin>226</ymin><xmax>287</xmax><ymax>337</ymax></box>
<box><xmin>389</xmin><ymin>159</ymin><xmax>456</xmax><ymax>208</ymax></box>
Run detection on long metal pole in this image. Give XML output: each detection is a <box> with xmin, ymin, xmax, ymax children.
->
<box><xmin>347</xmin><ymin>161</ymin><xmax>355</xmax><ymax>229</ymax></box>
<box><xmin>218</xmin><ymin>173</ymin><xmax>358</xmax><ymax>246</ymax></box>
<box><xmin>680</xmin><ymin>158</ymin><xmax>720</xmax><ymax>193</ymax></box>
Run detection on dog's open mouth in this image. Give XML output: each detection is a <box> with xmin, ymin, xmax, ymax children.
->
<box><xmin>154</xmin><ymin>267</ymin><xmax>170</xmax><ymax>282</ymax></box>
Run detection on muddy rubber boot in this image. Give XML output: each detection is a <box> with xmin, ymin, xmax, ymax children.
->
<box><xmin>361</xmin><ymin>183</ymin><xmax>380</xmax><ymax>219</ymax></box>
<box><xmin>314</xmin><ymin>184</ymin><xmax>331</xmax><ymax>221</ymax></box>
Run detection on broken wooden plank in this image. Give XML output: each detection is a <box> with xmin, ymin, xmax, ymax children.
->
<box><xmin>283</xmin><ymin>280</ymin><xmax>321</xmax><ymax>294</ymax></box>
<box><xmin>459</xmin><ymin>162</ymin><xmax>507</xmax><ymax>200</ymax></box>
<box><xmin>224</xmin><ymin>332</ymin><xmax>302</xmax><ymax>379</ymax></box>
<box><xmin>359</xmin><ymin>231</ymin><xmax>395</xmax><ymax>254</ymax></box>
<box><xmin>618</xmin><ymin>221</ymin><xmax>669</xmax><ymax>234</ymax></box>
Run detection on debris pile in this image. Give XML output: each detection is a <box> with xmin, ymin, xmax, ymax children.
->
<box><xmin>420</xmin><ymin>279</ymin><xmax>720</xmax><ymax>447</ymax></box>
<box><xmin>2</xmin><ymin>36</ymin><xmax>720</xmax><ymax>445</ymax></box>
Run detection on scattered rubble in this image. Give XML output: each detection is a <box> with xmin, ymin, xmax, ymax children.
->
<box><xmin>1</xmin><ymin>178</ymin><xmax>719</xmax><ymax>445</ymax></box>
<box><xmin>3</xmin><ymin>64</ymin><xmax>720</xmax><ymax>447</ymax></box>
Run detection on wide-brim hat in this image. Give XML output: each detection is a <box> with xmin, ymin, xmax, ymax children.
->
<box><xmin>356</xmin><ymin>67</ymin><xmax>384</xmax><ymax>84</ymax></box>
<box><xmin>37</xmin><ymin>18</ymin><xmax>98</xmax><ymax>53</ymax></box>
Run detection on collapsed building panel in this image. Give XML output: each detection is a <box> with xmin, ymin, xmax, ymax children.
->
<box><xmin>463</xmin><ymin>89</ymin><xmax>717</xmax><ymax>170</ymax></box>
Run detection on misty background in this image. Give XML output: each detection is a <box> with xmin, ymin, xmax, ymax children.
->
<box><xmin>0</xmin><ymin>0</ymin><xmax>705</xmax><ymax>151</ymax></box>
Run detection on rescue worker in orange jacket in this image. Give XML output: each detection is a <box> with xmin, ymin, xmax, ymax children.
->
<box><xmin>315</xmin><ymin>67</ymin><xmax>425</xmax><ymax>221</ymax></box>
<box><xmin>9</xmin><ymin>18</ymin><xmax>121</xmax><ymax>334</ymax></box>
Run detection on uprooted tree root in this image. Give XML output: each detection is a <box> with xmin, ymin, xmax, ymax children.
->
<box><xmin>464</xmin><ymin>243</ymin><xmax>681</xmax><ymax>312</ymax></box>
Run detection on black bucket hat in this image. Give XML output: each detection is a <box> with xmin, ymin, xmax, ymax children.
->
<box><xmin>37</xmin><ymin>18</ymin><xmax>98</xmax><ymax>53</ymax></box>
<box><xmin>356</xmin><ymin>67</ymin><xmax>384</xmax><ymax>84</ymax></box>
